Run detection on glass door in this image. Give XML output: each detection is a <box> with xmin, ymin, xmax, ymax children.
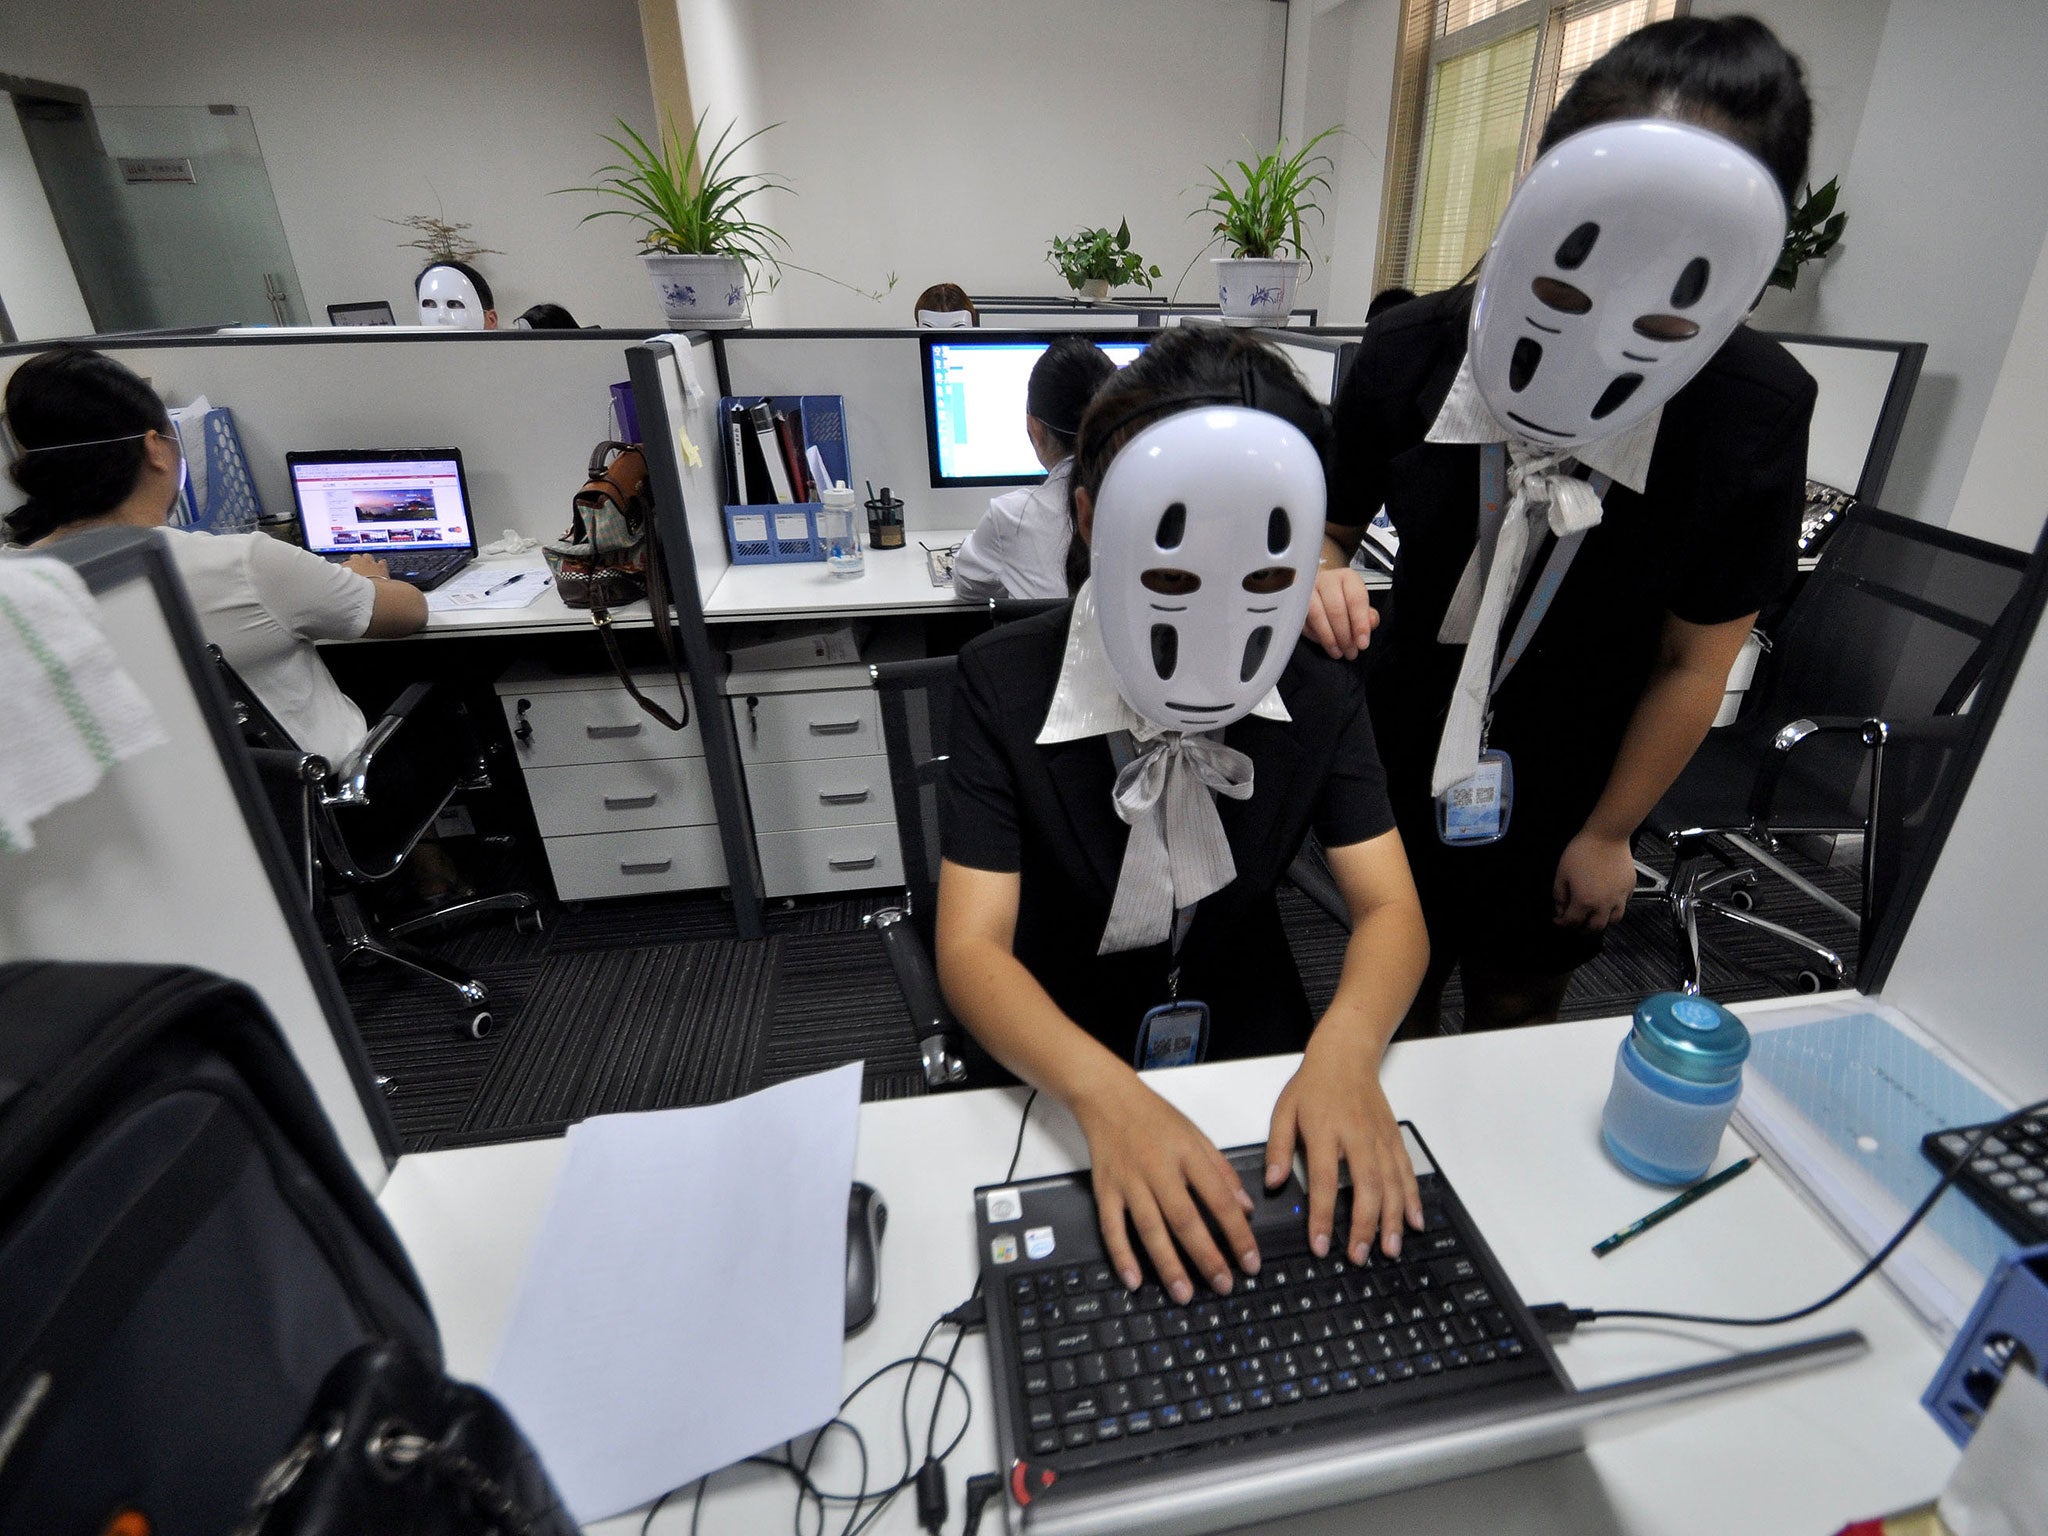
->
<box><xmin>14</xmin><ymin>95</ymin><xmax>306</xmax><ymax>331</ymax></box>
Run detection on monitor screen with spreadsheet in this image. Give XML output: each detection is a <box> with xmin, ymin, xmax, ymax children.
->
<box><xmin>922</xmin><ymin>335</ymin><xmax>1146</xmax><ymax>488</ymax></box>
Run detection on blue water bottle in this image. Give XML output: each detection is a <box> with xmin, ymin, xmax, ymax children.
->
<box><xmin>1601</xmin><ymin>992</ymin><xmax>1750</xmax><ymax>1185</ymax></box>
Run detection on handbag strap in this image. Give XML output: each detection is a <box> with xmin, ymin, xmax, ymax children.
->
<box><xmin>234</xmin><ymin>1418</ymin><xmax>550</xmax><ymax>1536</ymax></box>
<box><xmin>582</xmin><ymin>441</ymin><xmax>691</xmax><ymax>733</ymax></box>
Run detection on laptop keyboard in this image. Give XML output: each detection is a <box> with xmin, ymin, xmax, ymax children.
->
<box><xmin>330</xmin><ymin>549</ymin><xmax>465</xmax><ymax>583</ymax></box>
<box><xmin>985</xmin><ymin>1140</ymin><xmax>1550</xmax><ymax>1475</ymax></box>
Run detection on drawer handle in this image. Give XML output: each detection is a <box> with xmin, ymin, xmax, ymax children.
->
<box><xmin>808</xmin><ymin>720</ymin><xmax>863</xmax><ymax>736</ymax></box>
<box><xmin>828</xmin><ymin>854</ymin><xmax>879</xmax><ymax>871</ymax></box>
<box><xmin>819</xmin><ymin>789</ymin><xmax>871</xmax><ymax>805</ymax></box>
<box><xmin>620</xmin><ymin>858</ymin><xmax>673</xmax><ymax>875</ymax></box>
<box><xmin>604</xmin><ymin>793</ymin><xmax>660</xmax><ymax>810</ymax></box>
<box><xmin>587</xmin><ymin>722</ymin><xmax>644</xmax><ymax>740</ymax></box>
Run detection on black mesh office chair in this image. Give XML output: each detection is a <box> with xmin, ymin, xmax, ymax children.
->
<box><xmin>1642</xmin><ymin>505</ymin><xmax>2029</xmax><ymax>991</ymax></box>
<box><xmin>209</xmin><ymin>648</ymin><xmax>537</xmax><ymax>1037</ymax></box>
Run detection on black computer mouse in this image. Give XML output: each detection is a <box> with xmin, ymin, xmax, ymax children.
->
<box><xmin>846</xmin><ymin>1181</ymin><xmax>887</xmax><ymax>1335</ymax></box>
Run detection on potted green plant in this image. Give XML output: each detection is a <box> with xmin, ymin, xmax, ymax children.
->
<box><xmin>1191</xmin><ymin>127</ymin><xmax>1338</xmax><ymax>321</ymax></box>
<box><xmin>1047</xmin><ymin>220</ymin><xmax>1162</xmax><ymax>301</ymax></box>
<box><xmin>1770</xmin><ymin>177</ymin><xmax>1848</xmax><ymax>291</ymax></box>
<box><xmin>565</xmin><ymin>112</ymin><xmax>789</xmax><ymax>327</ymax></box>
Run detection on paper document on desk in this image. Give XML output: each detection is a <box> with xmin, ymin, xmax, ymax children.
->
<box><xmin>425</xmin><ymin>558</ymin><xmax>553</xmax><ymax>611</ymax></box>
<box><xmin>1735</xmin><ymin>1000</ymin><xmax>2018</xmax><ymax>1337</ymax></box>
<box><xmin>486</xmin><ymin>1063</ymin><xmax>862</xmax><ymax>1522</ymax></box>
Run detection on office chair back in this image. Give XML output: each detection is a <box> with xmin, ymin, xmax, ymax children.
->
<box><xmin>871</xmin><ymin>656</ymin><xmax>960</xmax><ymax>927</ymax></box>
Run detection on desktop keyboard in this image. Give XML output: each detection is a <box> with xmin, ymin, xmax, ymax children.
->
<box><xmin>978</xmin><ymin>1128</ymin><xmax>1560</xmax><ymax>1479</ymax></box>
<box><xmin>1922</xmin><ymin>1115</ymin><xmax>2048</xmax><ymax>1247</ymax></box>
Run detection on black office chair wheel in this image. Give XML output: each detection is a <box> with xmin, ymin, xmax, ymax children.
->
<box><xmin>1795</xmin><ymin>969</ymin><xmax>1827</xmax><ymax>994</ymax></box>
<box><xmin>466</xmin><ymin>1010</ymin><xmax>495</xmax><ymax>1039</ymax></box>
<box><xmin>514</xmin><ymin>908</ymin><xmax>544</xmax><ymax>936</ymax></box>
<box><xmin>1725</xmin><ymin>885</ymin><xmax>1756</xmax><ymax>911</ymax></box>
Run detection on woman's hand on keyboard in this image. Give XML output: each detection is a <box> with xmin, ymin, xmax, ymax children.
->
<box><xmin>1266</xmin><ymin>1046</ymin><xmax>1423</xmax><ymax>1264</ymax></box>
<box><xmin>342</xmin><ymin>554</ymin><xmax>391</xmax><ymax>579</ymax></box>
<box><xmin>1072</xmin><ymin>1072</ymin><xmax>1260</xmax><ymax>1305</ymax></box>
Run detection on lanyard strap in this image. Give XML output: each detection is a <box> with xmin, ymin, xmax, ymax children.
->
<box><xmin>1477</xmin><ymin>442</ymin><xmax>1612</xmax><ymax>701</ymax></box>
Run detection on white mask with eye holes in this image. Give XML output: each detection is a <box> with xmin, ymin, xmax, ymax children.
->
<box><xmin>416</xmin><ymin>264</ymin><xmax>488</xmax><ymax>330</ymax></box>
<box><xmin>1469</xmin><ymin>119</ymin><xmax>1787</xmax><ymax>450</ymax></box>
<box><xmin>1091</xmin><ymin>406</ymin><xmax>1325</xmax><ymax>735</ymax></box>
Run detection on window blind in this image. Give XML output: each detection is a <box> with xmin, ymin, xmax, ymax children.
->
<box><xmin>1409</xmin><ymin>25</ymin><xmax>1539</xmax><ymax>292</ymax></box>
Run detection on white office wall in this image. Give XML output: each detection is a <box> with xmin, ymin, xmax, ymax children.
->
<box><xmin>1293</xmin><ymin>0</ymin><xmax>1401</xmax><ymax>326</ymax></box>
<box><xmin>666</xmin><ymin>0</ymin><xmax>1288</xmax><ymax>328</ymax></box>
<box><xmin>0</xmin><ymin>101</ymin><xmax>93</xmax><ymax>340</ymax></box>
<box><xmin>0</xmin><ymin>0</ymin><xmax>663</xmax><ymax>331</ymax></box>
<box><xmin>1949</xmin><ymin>233</ymin><xmax>2048</xmax><ymax>554</ymax></box>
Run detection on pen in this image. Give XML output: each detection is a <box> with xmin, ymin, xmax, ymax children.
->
<box><xmin>484</xmin><ymin>573</ymin><xmax>527</xmax><ymax>595</ymax></box>
<box><xmin>1593</xmin><ymin>1155</ymin><xmax>1757</xmax><ymax>1257</ymax></box>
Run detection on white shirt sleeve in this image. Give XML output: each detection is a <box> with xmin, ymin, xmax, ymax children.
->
<box><xmin>951</xmin><ymin>492</ymin><xmax>1018</xmax><ymax>602</ymax></box>
<box><xmin>243</xmin><ymin>536</ymin><xmax>377</xmax><ymax>641</ymax></box>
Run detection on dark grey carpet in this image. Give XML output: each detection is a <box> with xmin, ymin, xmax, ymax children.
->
<box><xmin>344</xmin><ymin>836</ymin><xmax>1863</xmax><ymax>1152</ymax></box>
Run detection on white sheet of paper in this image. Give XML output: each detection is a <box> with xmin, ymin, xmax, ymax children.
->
<box><xmin>424</xmin><ymin>557</ymin><xmax>553</xmax><ymax>611</ymax></box>
<box><xmin>485</xmin><ymin>1063</ymin><xmax>862</xmax><ymax>1523</ymax></box>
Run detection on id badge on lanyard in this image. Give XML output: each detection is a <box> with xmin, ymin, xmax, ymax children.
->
<box><xmin>1108</xmin><ymin>729</ymin><xmax>1214</xmax><ymax>1071</ymax></box>
<box><xmin>1436</xmin><ymin>742</ymin><xmax>1515</xmax><ymax>845</ymax></box>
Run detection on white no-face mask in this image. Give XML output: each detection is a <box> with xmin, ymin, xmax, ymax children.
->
<box><xmin>1468</xmin><ymin>120</ymin><xmax>1787</xmax><ymax>450</ymax></box>
<box><xmin>416</xmin><ymin>265</ymin><xmax>489</xmax><ymax>330</ymax></box>
<box><xmin>1091</xmin><ymin>406</ymin><xmax>1324</xmax><ymax>735</ymax></box>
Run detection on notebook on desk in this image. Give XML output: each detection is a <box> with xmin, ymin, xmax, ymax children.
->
<box><xmin>978</xmin><ymin>1122</ymin><xmax>1867</xmax><ymax>1536</ymax></box>
<box><xmin>287</xmin><ymin>447</ymin><xmax>478</xmax><ymax>590</ymax></box>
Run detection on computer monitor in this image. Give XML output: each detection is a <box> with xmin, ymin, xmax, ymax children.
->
<box><xmin>922</xmin><ymin>335</ymin><xmax>1146</xmax><ymax>488</ymax></box>
<box><xmin>286</xmin><ymin>449</ymin><xmax>477</xmax><ymax>555</ymax></box>
<box><xmin>326</xmin><ymin>301</ymin><xmax>396</xmax><ymax>326</ymax></box>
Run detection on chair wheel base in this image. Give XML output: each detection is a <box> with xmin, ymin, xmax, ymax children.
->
<box><xmin>1795</xmin><ymin>969</ymin><xmax>1827</xmax><ymax>993</ymax></box>
<box><xmin>514</xmin><ymin>908</ymin><xmax>545</xmax><ymax>935</ymax></box>
<box><xmin>466</xmin><ymin>1011</ymin><xmax>495</xmax><ymax>1039</ymax></box>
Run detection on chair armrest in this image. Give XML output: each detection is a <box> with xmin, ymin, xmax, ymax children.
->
<box><xmin>869</xmin><ymin>907</ymin><xmax>966</xmax><ymax>1088</ymax></box>
<box><xmin>245</xmin><ymin>746</ymin><xmax>329</xmax><ymax>787</ymax></box>
<box><xmin>1747</xmin><ymin>714</ymin><xmax>1890</xmax><ymax>826</ymax></box>
<box><xmin>325</xmin><ymin>682</ymin><xmax>435</xmax><ymax>808</ymax></box>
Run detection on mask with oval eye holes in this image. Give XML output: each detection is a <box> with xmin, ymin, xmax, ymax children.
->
<box><xmin>1468</xmin><ymin>119</ymin><xmax>1788</xmax><ymax>450</ymax></box>
<box><xmin>1091</xmin><ymin>406</ymin><xmax>1325</xmax><ymax>735</ymax></box>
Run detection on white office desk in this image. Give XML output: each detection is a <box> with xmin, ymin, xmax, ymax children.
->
<box><xmin>701</xmin><ymin>529</ymin><xmax>980</xmax><ymax>623</ymax></box>
<box><xmin>379</xmin><ymin>1000</ymin><xmax>1959</xmax><ymax>1535</ymax></box>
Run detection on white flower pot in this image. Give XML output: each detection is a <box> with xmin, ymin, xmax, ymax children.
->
<box><xmin>641</xmin><ymin>252</ymin><xmax>750</xmax><ymax>327</ymax></box>
<box><xmin>1213</xmin><ymin>257</ymin><xmax>1302</xmax><ymax>323</ymax></box>
<box><xmin>1077</xmin><ymin>277</ymin><xmax>1111</xmax><ymax>301</ymax></box>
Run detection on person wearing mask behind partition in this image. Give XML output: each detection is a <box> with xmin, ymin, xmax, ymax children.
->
<box><xmin>1307</xmin><ymin>16</ymin><xmax>1817</xmax><ymax>1035</ymax></box>
<box><xmin>951</xmin><ymin>336</ymin><xmax>1117</xmax><ymax>602</ymax></box>
<box><xmin>416</xmin><ymin>260</ymin><xmax>499</xmax><ymax>329</ymax></box>
<box><xmin>936</xmin><ymin>326</ymin><xmax>1429</xmax><ymax>1306</ymax></box>
<box><xmin>4</xmin><ymin>347</ymin><xmax>426</xmax><ymax>765</ymax></box>
<box><xmin>913</xmin><ymin>282</ymin><xmax>977</xmax><ymax>328</ymax></box>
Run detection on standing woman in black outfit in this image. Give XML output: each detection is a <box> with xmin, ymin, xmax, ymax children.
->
<box><xmin>1310</xmin><ymin>16</ymin><xmax>1818</xmax><ymax>1032</ymax></box>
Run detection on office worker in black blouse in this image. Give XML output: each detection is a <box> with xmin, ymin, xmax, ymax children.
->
<box><xmin>936</xmin><ymin>329</ymin><xmax>1429</xmax><ymax>1306</ymax></box>
<box><xmin>1309</xmin><ymin>17</ymin><xmax>1818</xmax><ymax>1035</ymax></box>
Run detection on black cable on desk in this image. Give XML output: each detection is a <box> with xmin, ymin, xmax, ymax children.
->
<box><xmin>1535</xmin><ymin>1095</ymin><xmax>2048</xmax><ymax>1335</ymax></box>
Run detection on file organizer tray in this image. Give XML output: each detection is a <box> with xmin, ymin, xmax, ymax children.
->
<box><xmin>720</xmin><ymin>395</ymin><xmax>849</xmax><ymax>565</ymax></box>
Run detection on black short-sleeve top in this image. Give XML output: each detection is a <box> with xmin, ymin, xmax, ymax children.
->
<box><xmin>939</xmin><ymin>604</ymin><xmax>1397</xmax><ymax>1063</ymax></box>
<box><xmin>1332</xmin><ymin>287</ymin><xmax>1816</xmax><ymax>850</ymax></box>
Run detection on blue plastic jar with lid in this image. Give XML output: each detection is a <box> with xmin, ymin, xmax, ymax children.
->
<box><xmin>1601</xmin><ymin>991</ymin><xmax>1750</xmax><ymax>1185</ymax></box>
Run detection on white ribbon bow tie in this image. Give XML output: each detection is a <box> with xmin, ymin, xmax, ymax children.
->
<box><xmin>1098</xmin><ymin>733</ymin><xmax>1255</xmax><ymax>955</ymax></box>
<box><xmin>1430</xmin><ymin>446</ymin><xmax>1606</xmax><ymax>798</ymax></box>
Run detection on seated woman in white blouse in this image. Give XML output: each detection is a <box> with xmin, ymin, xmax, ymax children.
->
<box><xmin>5</xmin><ymin>347</ymin><xmax>425</xmax><ymax>765</ymax></box>
<box><xmin>950</xmin><ymin>336</ymin><xmax>1117</xmax><ymax>603</ymax></box>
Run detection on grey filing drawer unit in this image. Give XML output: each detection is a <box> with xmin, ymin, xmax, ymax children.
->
<box><xmin>497</xmin><ymin>666</ymin><xmax>728</xmax><ymax>901</ymax></box>
<box><xmin>730</xmin><ymin>687</ymin><xmax>902</xmax><ymax>897</ymax></box>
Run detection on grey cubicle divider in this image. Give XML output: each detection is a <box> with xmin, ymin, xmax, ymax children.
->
<box><xmin>0</xmin><ymin>328</ymin><xmax>669</xmax><ymax>548</ymax></box>
<box><xmin>0</xmin><ymin>528</ymin><xmax>398</xmax><ymax>1188</ymax></box>
<box><xmin>1757</xmin><ymin>332</ymin><xmax>1926</xmax><ymax>507</ymax></box>
<box><xmin>1859</xmin><ymin>514</ymin><xmax>2048</xmax><ymax>1104</ymax></box>
<box><xmin>626</xmin><ymin>340</ymin><xmax>767</xmax><ymax>941</ymax></box>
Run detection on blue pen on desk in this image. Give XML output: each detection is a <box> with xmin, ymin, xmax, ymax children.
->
<box><xmin>1593</xmin><ymin>1156</ymin><xmax>1757</xmax><ymax>1257</ymax></box>
<box><xmin>484</xmin><ymin>573</ymin><xmax>527</xmax><ymax>596</ymax></box>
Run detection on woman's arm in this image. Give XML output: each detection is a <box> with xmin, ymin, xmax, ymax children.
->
<box><xmin>1263</xmin><ymin>830</ymin><xmax>1429</xmax><ymax>1264</ymax></box>
<box><xmin>936</xmin><ymin>858</ymin><xmax>1261</xmax><ymax>1302</ymax></box>
<box><xmin>1552</xmin><ymin>610</ymin><xmax>1757</xmax><ymax>929</ymax></box>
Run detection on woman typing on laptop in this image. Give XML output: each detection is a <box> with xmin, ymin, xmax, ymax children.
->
<box><xmin>936</xmin><ymin>329</ymin><xmax>1429</xmax><ymax>1307</ymax></box>
<box><xmin>4</xmin><ymin>347</ymin><xmax>425</xmax><ymax>764</ymax></box>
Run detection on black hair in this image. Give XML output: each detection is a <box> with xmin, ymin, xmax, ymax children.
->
<box><xmin>1025</xmin><ymin>336</ymin><xmax>1116</xmax><ymax>453</ymax></box>
<box><xmin>1366</xmin><ymin>286</ymin><xmax>1417</xmax><ymax>320</ymax></box>
<box><xmin>414</xmin><ymin>258</ymin><xmax>495</xmax><ymax>311</ymax></box>
<box><xmin>1062</xmin><ymin>327</ymin><xmax>1327</xmax><ymax>594</ymax></box>
<box><xmin>4</xmin><ymin>346</ymin><xmax>171</xmax><ymax>545</ymax></box>
<box><xmin>515</xmin><ymin>302</ymin><xmax>580</xmax><ymax>329</ymax></box>
<box><xmin>1539</xmin><ymin>15</ymin><xmax>1812</xmax><ymax>203</ymax></box>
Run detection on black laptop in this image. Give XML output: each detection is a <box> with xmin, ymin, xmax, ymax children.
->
<box><xmin>286</xmin><ymin>448</ymin><xmax>478</xmax><ymax>590</ymax></box>
<box><xmin>978</xmin><ymin>1122</ymin><xmax>1866</xmax><ymax>1536</ymax></box>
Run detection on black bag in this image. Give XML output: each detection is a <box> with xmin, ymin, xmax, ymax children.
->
<box><xmin>0</xmin><ymin>963</ymin><xmax>565</xmax><ymax>1536</ymax></box>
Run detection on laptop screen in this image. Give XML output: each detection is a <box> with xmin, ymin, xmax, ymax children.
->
<box><xmin>289</xmin><ymin>452</ymin><xmax>475</xmax><ymax>555</ymax></box>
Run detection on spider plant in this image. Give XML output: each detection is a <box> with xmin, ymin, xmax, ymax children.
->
<box><xmin>564</xmin><ymin>112</ymin><xmax>790</xmax><ymax>273</ymax></box>
<box><xmin>1193</xmin><ymin>127</ymin><xmax>1340</xmax><ymax>264</ymax></box>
